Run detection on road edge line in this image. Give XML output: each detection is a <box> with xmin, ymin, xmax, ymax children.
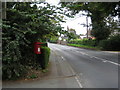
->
<box><xmin>61</xmin><ymin>56</ymin><xmax>83</xmax><ymax>88</ymax></box>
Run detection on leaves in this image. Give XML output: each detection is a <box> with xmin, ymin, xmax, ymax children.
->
<box><xmin>2</xmin><ymin>2</ymin><xmax>64</xmax><ymax>80</ymax></box>
<box><xmin>61</xmin><ymin>2</ymin><xmax>119</xmax><ymax>41</ymax></box>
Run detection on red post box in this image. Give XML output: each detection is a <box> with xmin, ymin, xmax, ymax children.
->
<box><xmin>34</xmin><ymin>42</ymin><xmax>42</xmax><ymax>54</ymax></box>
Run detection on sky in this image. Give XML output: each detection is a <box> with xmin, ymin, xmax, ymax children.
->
<box><xmin>45</xmin><ymin>0</ymin><xmax>91</xmax><ymax>35</ymax></box>
<box><xmin>60</xmin><ymin>12</ymin><xmax>91</xmax><ymax>35</ymax></box>
<box><xmin>45</xmin><ymin>0</ymin><xmax>119</xmax><ymax>35</ymax></box>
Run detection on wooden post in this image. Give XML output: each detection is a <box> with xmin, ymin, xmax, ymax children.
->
<box><xmin>86</xmin><ymin>16</ymin><xmax>88</xmax><ymax>39</ymax></box>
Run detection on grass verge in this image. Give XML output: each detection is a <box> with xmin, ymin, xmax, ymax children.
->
<box><xmin>67</xmin><ymin>43</ymin><xmax>99</xmax><ymax>50</ymax></box>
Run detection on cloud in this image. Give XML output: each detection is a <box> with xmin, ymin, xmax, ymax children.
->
<box><xmin>46</xmin><ymin>0</ymin><xmax>60</xmax><ymax>5</ymax></box>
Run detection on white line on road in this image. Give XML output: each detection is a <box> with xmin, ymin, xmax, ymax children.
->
<box><xmin>107</xmin><ymin>61</ymin><xmax>120</xmax><ymax>66</ymax></box>
<box><xmin>75</xmin><ymin>76</ymin><xmax>83</xmax><ymax>88</ymax></box>
<box><xmin>61</xmin><ymin>55</ymin><xmax>83</xmax><ymax>88</ymax></box>
<box><xmin>102</xmin><ymin>51</ymin><xmax>119</xmax><ymax>54</ymax></box>
<box><xmin>76</xmin><ymin>51</ymin><xmax>120</xmax><ymax>66</ymax></box>
<box><xmin>90</xmin><ymin>56</ymin><xmax>120</xmax><ymax>66</ymax></box>
<box><xmin>103</xmin><ymin>60</ymin><xmax>107</xmax><ymax>62</ymax></box>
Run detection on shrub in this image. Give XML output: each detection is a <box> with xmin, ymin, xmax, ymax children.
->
<box><xmin>28</xmin><ymin>74</ymin><xmax>38</xmax><ymax>79</ymax></box>
<box><xmin>82</xmin><ymin>39</ymin><xmax>96</xmax><ymax>46</ymax></box>
<box><xmin>2</xmin><ymin>63</ymin><xmax>26</xmax><ymax>80</ymax></box>
<box><xmin>41</xmin><ymin>42</ymin><xmax>48</xmax><ymax>47</ymax></box>
<box><xmin>99</xmin><ymin>35</ymin><xmax>120</xmax><ymax>51</ymax></box>
<box><xmin>2</xmin><ymin>40</ymin><xmax>27</xmax><ymax>80</ymax></box>
<box><xmin>49</xmin><ymin>40</ymin><xmax>57</xmax><ymax>43</ymax></box>
<box><xmin>37</xmin><ymin>47</ymin><xmax>50</xmax><ymax>69</ymax></box>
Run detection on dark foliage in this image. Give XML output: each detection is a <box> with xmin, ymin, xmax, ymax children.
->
<box><xmin>98</xmin><ymin>35</ymin><xmax>120</xmax><ymax>51</ymax></box>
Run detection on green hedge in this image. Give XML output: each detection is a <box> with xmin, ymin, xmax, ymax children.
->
<box><xmin>37</xmin><ymin>46</ymin><xmax>50</xmax><ymax>69</ymax></box>
<box><xmin>69</xmin><ymin>39</ymin><xmax>97</xmax><ymax>47</ymax></box>
<box><xmin>68</xmin><ymin>43</ymin><xmax>98</xmax><ymax>50</ymax></box>
<box><xmin>98</xmin><ymin>35</ymin><xmax>120</xmax><ymax>51</ymax></box>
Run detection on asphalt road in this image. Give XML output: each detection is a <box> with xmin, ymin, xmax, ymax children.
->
<box><xmin>48</xmin><ymin>43</ymin><xmax>119</xmax><ymax>88</ymax></box>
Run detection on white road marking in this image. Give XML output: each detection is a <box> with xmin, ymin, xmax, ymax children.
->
<box><xmin>71</xmin><ymin>69</ymin><xmax>83</xmax><ymax>88</ymax></box>
<box><xmin>91</xmin><ymin>56</ymin><xmax>120</xmax><ymax>66</ymax></box>
<box><xmin>75</xmin><ymin>51</ymin><xmax>120</xmax><ymax>66</ymax></box>
<box><xmin>75</xmin><ymin>76</ymin><xmax>83</xmax><ymax>88</ymax></box>
<box><xmin>107</xmin><ymin>61</ymin><xmax>120</xmax><ymax>66</ymax></box>
<box><xmin>102</xmin><ymin>51</ymin><xmax>119</xmax><ymax>54</ymax></box>
<box><xmin>61</xmin><ymin>56</ymin><xmax>83</xmax><ymax>88</ymax></box>
<box><xmin>52</xmin><ymin>47</ymin><xmax>120</xmax><ymax>66</ymax></box>
<box><xmin>103</xmin><ymin>60</ymin><xmax>107</xmax><ymax>62</ymax></box>
<box><xmin>61</xmin><ymin>56</ymin><xmax>66</xmax><ymax>61</ymax></box>
<box><xmin>65</xmin><ymin>58</ymin><xmax>83</xmax><ymax>88</ymax></box>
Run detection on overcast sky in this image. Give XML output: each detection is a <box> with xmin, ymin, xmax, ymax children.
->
<box><xmin>45</xmin><ymin>0</ymin><xmax>119</xmax><ymax>35</ymax></box>
<box><xmin>60</xmin><ymin>12</ymin><xmax>91</xmax><ymax>35</ymax></box>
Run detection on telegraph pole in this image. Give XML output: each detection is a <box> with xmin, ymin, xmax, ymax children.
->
<box><xmin>86</xmin><ymin>16</ymin><xmax>88</xmax><ymax>39</ymax></box>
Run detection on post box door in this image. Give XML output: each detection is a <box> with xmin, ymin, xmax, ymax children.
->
<box><xmin>34</xmin><ymin>42</ymin><xmax>42</xmax><ymax>54</ymax></box>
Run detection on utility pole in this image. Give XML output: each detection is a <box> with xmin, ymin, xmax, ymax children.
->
<box><xmin>86</xmin><ymin>16</ymin><xmax>88</xmax><ymax>39</ymax></box>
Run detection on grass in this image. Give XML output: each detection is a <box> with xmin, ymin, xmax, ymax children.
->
<box><xmin>67</xmin><ymin>43</ymin><xmax>99</xmax><ymax>50</ymax></box>
<box><xmin>27</xmin><ymin>74</ymin><xmax>38</xmax><ymax>79</ymax></box>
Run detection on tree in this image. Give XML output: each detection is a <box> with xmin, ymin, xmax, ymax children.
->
<box><xmin>61</xmin><ymin>2</ymin><xmax>120</xmax><ymax>41</ymax></box>
<box><xmin>67</xmin><ymin>32</ymin><xmax>77</xmax><ymax>41</ymax></box>
<box><xmin>2</xmin><ymin>2</ymin><xmax>64</xmax><ymax>80</ymax></box>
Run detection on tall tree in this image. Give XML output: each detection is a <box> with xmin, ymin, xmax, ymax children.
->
<box><xmin>2</xmin><ymin>2</ymin><xmax>64</xmax><ymax>80</ymax></box>
<box><xmin>61</xmin><ymin>2</ymin><xmax>120</xmax><ymax>41</ymax></box>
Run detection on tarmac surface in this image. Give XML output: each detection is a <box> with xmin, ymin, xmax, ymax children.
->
<box><xmin>2</xmin><ymin>43</ymin><xmax>119</xmax><ymax>89</ymax></box>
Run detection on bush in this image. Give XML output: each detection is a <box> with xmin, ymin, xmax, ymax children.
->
<box><xmin>42</xmin><ymin>42</ymin><xmax>48</xmax><ymax>47</ymax></box>
<box><xmin>49</xmin><ymin>40</ymin><xmax>57</xmax><ymax>43</ymax></box>
<box><xmin>82</xmin><ymin>39</ymin><xmax>96</xmax><ymax>46</ymax></box>
<box><xmin>37</xmin><ymin>47</ymin><xmax>50</xmax><ymax>69</ymax></box>
<box><xmin>2</xmin><ymin>40</ymin><xmax>27</xmax><ymax>80</ymax></box>
<box><xmin>2</xmin><ymin>64</ymin><xmax>26</xmax><ymax>80</ymax></box>
<box><xmin>99</xmin><ymin>35</ymin><xmax>120</xmax><ymax>51</ymax></box>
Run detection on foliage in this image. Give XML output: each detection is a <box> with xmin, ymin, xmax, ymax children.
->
<box><xmin>106</xmin><ymin>17</ymin><xmax>120</xmax><ymax>36</ymax></box>
<box><xmin>98</xmin><ymin>34</ymin><xmax>120</xmax><ymax>51</ymax></box>
<box><xmin>2</xmin><ymin>63</ymin><xmax>26</xmax><ymax>80</ymax></box>
<box><xmin>91</xmin><ymin>22</ymin><xmax>111</xmax><ymax>41</ymax></box>
<box><xmin>67</xmin><ymin>32</ymin><xmax>77</xmax><ymax>41</ymax></box>
<box><xmin>2</xmin><ymin>20</ymin><xmax>28</xmax><ymax>80</ymax></box>
<box><xmin>68</xmin><ymin>34</ymin><xmax>120</xmax><ymax>51</ymax></box>
<box><xmin>69</xmin><ymin>39</ymin><xmax>97</xmax><ymax>46</ymax></box>
<box><xmin>28</xmin><ymin>74</ymin><xmax>38</xmax><ymax>79</ymax></box>
<box><xmin>42</xmin><ymin>69</ymin><xmax>49</xmax><ymax>73</ymax></box>
<box><xmin>61</xmin><ymin>2</ymin><xmax>120</xmax><ymax>41</ymax></box>
<box><xmin>38</xmin><ymin>47</ymin><xmax>51</xmax><ymax>69</ymax></box>
<box><xmin>2</xmin><ymin>2</ymin><xmax>64</xmax><ymax>80</ymax></box>
<box><xmin>67</xmin><ymin>43</ymin><xmax>98</xmax><ymax>50</ymax></box>
<box><xmin>49</xmin><ymin>36</ymin><xmax>59</xmax><ymax>43</ymax></box>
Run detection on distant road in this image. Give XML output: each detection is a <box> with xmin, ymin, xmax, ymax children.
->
<box><xmin>49</xmin><ymin>43</ymin><xmax>119</xmax><ymax>88</ymax></box>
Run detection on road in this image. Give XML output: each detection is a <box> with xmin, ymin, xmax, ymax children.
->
<box><xmin>48</xmin><ymin>43</ymin><xmax>119</xmax><ymax>88</ymax></box>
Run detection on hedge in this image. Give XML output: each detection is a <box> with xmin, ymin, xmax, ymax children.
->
<box><xmin>68</xmin><ymin>39</ymin><xmax>97</xmax><ymax>47</ymax></box>
<box><xmin>2</xmin><ymin>42</ymin><xmax>50</xmax><ymax>80</ymax></box>
<box><xmin>37</xmin><ymin>46</ymin><xmax>50</xmax><ymax>69</ymax></box>
<box><xmin>98</xmin><ymin>35</ymin><xmax>120</xmax><ymax>51</ymax></box>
